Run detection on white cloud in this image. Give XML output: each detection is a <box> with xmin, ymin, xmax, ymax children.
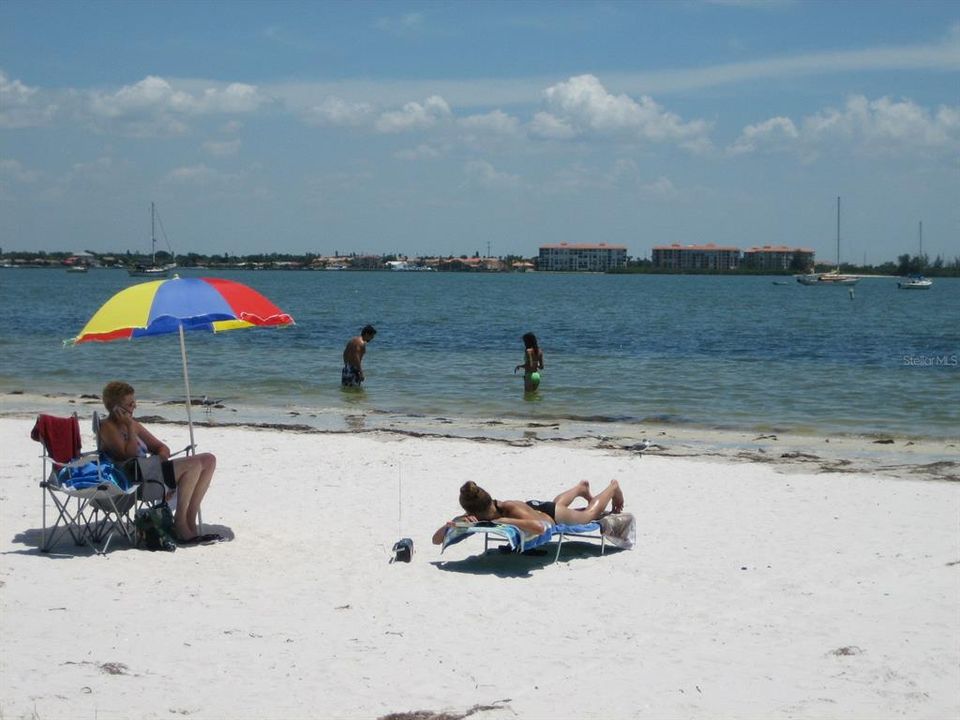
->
<box><xmin>375</xmin><ymin>95</ymin><xmax>451</xmax><ymax>133</ymax></box>
<box><xmin>728</xmin><ymin>116</ymin><xmax>799</xmax><ymax>155</ymax></box>
<box><xmin>0</xmin><ymin>71</ymin><xmax>57</xmax><ymax>128</ymax></box>
<box><xmin>529</xmin><ymin>111</ymin><xmax>576</xmax><ymax>140</ymax></box>
<box><xmin>305</xmin><ymin>96</ymin><xmax>374</xmax><ymax>127</ymax></box>
<box><xmin>83</xmin><ymin>76</ymin><xmax>266</xmax><ymax>137</ymax></box>
<box><xmin>530</xmin><ymin>75</ymin><xmax>712</xmax><ymax>149</ymax></box>
<box><xmin>89</xmin><ymin>76</ymin><xmax>264</xmax><ymax>117</ymax></box>
<box><xmin>458</xmin><ymin>110</ymin><xmax>521</xmax><ymax>136</ymax></box>
<box><xmin>463</xmin><ymin>159</ymin><xmax>521</xmax><ymax>190</ymax></box>
<box><xmin>730</xmin><ymin>95</ymin><xmax>960</xmax><ymax>156</ymax></box>
<box><xmin>805</xmin><ymin>95</ymin><xmax>959</xmax><ymax>150</ymax></box>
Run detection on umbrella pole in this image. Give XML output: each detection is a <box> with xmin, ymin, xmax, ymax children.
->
<box><xmin>178</xmin><ymin>325</ymin><xmax>196</xmax><ymax>455</ymax></box>
<box><xmin>178</xmin><ymin>324</ymin><xmax>202</xmax><ymax>535</ymax></box>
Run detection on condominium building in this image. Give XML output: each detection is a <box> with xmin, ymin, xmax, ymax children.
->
<box><xmin>651</xmin><ymin>243</ymin><xmax>741</xmax><ymax>271</ymax></box>
<box><xmin>538</xmin><ymin>242</ymin><xmax>628</xmax><ymax>272</ymax></box>
<box><xmin>742</xmin><ymin>245</ymin><xmax>815</xmax><ymax>271</ymax></box>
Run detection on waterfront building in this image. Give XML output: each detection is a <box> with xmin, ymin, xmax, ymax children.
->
<box><xmin>538</xmin><ymin>242</ymin><xmax>627</xmax><ymax>272</ymax></box>
<box><xmin>652</xmin><ymin>243</ymin><xmax>741</xmax><ymax>271</ymax></box>
<box><xmin>742</xmin><ymin>245</ymin><xmax>815</xmax><ymax>271</ymax></box>
<box><xmin>438</xmin><ymin>257</ymin><xmax>505</xmax><ymax>272</ymax></box>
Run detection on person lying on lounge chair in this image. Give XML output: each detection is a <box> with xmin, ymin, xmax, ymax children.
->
<box><xmin>97</xmin><ymin>380</ymin><xmax>219</xmax><ymax>546</ymax></box>
<box><xmin>431</xmin><ymin>479</ymin><xmax>624</xmax><ymax>545</ymax></box>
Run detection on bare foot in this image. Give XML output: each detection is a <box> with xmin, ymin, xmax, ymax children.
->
<box><xmin>610</xmin><ymin>480</ymin><xmax>624</xmax><ymax>513</ymax></box>
<box><xmin>578</xmin><ymin>480</ymin><xmax>593</xmax><ymax>502</ymax></box>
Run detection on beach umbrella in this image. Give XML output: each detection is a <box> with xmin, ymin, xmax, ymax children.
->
<box><xmin>67</xmin><ymin>275</ymin><xmax>294</xmax><ymax>450</ymax></box>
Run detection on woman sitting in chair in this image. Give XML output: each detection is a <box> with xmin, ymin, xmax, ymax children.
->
<box><xmin>432</xmin><ymin>479</ymin><xmax>624</xmax><ymax>545</ymax></box>
<box><xmin>98</xmin><ymin>380</ymin><xmax>218</xmax><ymax>545</ymax></box>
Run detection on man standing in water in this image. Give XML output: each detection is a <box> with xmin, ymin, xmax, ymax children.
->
<box><xmin>342</xmin><ymin>325</ymin><xmax>376</xmax><ymax>387</ymax></box>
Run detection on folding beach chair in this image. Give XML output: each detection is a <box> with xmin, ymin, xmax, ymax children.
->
<box><xmin>441</xmin><ymin>513</ymin><xmax>636</xmax><ymax>564</ymax></box>
<box><xmin>31</xmin><ymin>413</ymin><xmax>139</xmax><ymax>554</ymax></box>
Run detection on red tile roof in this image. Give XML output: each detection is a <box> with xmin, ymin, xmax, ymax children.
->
<box><xmin>652</xmin><ymin>243</ymin><xmax>740</xmax><ymax>251</ymax></box>
<box><xmin>744</xmin><ymin>245</ymin><xmax>815</xmax><ymax>253</ymax></box>
<box><xmin>540</xmin><ymin>243</ymin><xmax>627</xmax><ymax>250</ymax></box>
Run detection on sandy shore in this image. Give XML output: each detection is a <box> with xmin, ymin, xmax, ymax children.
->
<box><xmin>5</xmin><ymin>390</ymin><xmax>959</xmax><ymax>482</ymax></box>
<box><xmin>1</xmin><ymin>408</ymin><xmax>958</xmax><ymax>719</ymax></box>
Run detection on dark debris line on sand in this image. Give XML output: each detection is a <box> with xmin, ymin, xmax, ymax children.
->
<box><xmin>379</xmin><ymin>699</ymin><xmax>511</xmax><ymax>720</ymax></box>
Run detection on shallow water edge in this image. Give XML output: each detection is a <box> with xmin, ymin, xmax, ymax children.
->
<box><xmin>6</xmin><ymin>390</ymin><xmax>957</xmax><ymax>482</ymax></box>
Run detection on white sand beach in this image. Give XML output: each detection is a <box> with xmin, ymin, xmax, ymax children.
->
<box><xmin>1</xmin><ymin>411</ymin><xmax>958</xmax><ymax>720</ymax></box>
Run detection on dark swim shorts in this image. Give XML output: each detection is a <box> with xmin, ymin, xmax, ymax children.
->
<box><xmin>161</xmin><ymin>459</ymin><xmax>177</xmax><ymax>489</ymax></box>
<box><xmin>525</xmin><ymin>500</ymin><xmax>556</xmax><ymax>520</ymax></box>
<box><xmin>342</xmin><ymin>364</ymin><xmax>363</xmax><ymax>387</ymax></box>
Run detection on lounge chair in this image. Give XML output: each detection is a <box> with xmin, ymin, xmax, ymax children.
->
<box><xmin>31</xmin><ymin>413</ymin><xmax>139</xmax><ymax>554</ymax></box>
<box><xmin>441</xmin><ymin>513</ymin><xmax>636</xmax><ymax>563</ymax></box>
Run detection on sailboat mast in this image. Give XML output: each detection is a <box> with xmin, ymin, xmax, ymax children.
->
<box><xmin>150</xmin><ymin>201</ymin><xmax>157</xmax><ymax>264</ymax></box>
<box><xmin>919</xmin><ymin>221</ymin><xmax>923</xmax><ymax>257</ymax></box>
<box><xmin>836</xmin><ymin>196</ymin><xmax>841</xmax><ymax>272</ymax></box>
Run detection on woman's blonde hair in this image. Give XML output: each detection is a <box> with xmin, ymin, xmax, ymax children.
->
<box><xmin>102</xmin><ymin>381</ymin><xmax>135</xmax><ymax>411</ymax></box>
<box><xmin>459</xmin><ymin>481</ymin><xmax>493</xmax><ymax>515</ymax></box>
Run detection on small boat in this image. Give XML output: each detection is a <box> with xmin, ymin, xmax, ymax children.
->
<box><xmin>796</xmin><ymin>197</ymin><xmax>859</xmax><ymax>286</ymax></box>
<box><xmin>66</xmin><ymin>265</ymin><xmax>89</xmax><ymax>274</ymax></box>
<box><xmin>810</xmin><ymin>270</ymin><xmax>859</xmax><ymax>286</ymax></box>
<box><xmin>129</xmin><ymin>202</ymin><xmax>176</xmax><ymax>277</ymax></box>
<box><xmin>898</xmin><ymin>222</ymin><xmax>933</xmax><ymax>290</ymax></box>
<box><xmin>898</xmin><ymin>275</ymin><xmax>933</xmax><ymax>289</ymax></box>
<box><xmin>386</xmin><ymin>260</ymin><xmax>436</xmax><ymax>272</ymax></box>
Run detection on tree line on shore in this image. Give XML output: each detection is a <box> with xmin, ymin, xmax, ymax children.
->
<box><xmin>2</xmin><ymin>248</ymin><xmax>958</xmax><ymax>277</ymax></box>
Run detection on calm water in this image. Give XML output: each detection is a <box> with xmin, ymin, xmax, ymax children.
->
<box><xmin>1</xmin><ymin>268</ymin><xmax>957</xmax><ymax>439</ymax></box>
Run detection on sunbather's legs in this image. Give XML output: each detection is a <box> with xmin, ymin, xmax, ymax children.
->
<box><xmin>553</xmin><ymin>480</ymin><xmax>623</xmax><ymax>525</ymax></box>
<box><xmin>172</xmin><ymin>458</ymin><xmax>200</xmax><ymax>538</ymax></box>
<box><xmin>553</xmin><ymin>480</ymin><xmax>593</xmax><ymax>508</ymax></box>
<box><xmin>172</xmin><ymin>453</ymin><xmax>216</xmax><ymax>538</ymax></box>
<box><xmin>182</xmin><ymin>452</ymin><xmax>215</xmax><ymax>535</ymax></box>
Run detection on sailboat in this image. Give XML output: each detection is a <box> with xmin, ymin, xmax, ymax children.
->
<box><xmin>797</xmin><ymin>196</ymin><xmax>859</xmax><ymax>286</ymax></box>
<box><xmin>129</xmin><ymin>202</ymin><xmax>176</xmax><ymax>277</ymax></box>
<box><xmin>898</xmin><ymin>221</ymin><xmax>933</xmax><ymax>289</ymax></box>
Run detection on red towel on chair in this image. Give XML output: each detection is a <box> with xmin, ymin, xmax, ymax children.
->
<box><xmin>30</xmin><ymin>415</ymin><xmax>82</xmax><ymax>466</ymax></box>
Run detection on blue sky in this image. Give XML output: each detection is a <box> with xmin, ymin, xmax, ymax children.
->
<box><xmin>1</xmin><ymin>0</ymin><xmax>957</xmax><ymax>263</ymax></box>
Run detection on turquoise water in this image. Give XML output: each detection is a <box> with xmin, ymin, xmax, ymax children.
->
<box><xmin>1</xmin><ymin>268</ymin><xmax>957</xmax><ymax>439</ymax></box>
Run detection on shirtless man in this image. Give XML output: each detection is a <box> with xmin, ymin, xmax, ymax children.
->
<box><xmin>342</xmin><ymin>325</ymin><xmax>376</xmax><ymax>387</ymax></box>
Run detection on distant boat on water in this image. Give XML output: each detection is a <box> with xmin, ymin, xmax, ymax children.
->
<box><xmin>797</xmin><ymin>196</ymin><xmax>859</xmax><ymax>286</ymax></box>
<box><xmin>898</xmin><ymin>222</ymin><xmax>933</xmax><ymax>290</ymax></box>
<box><xmin>129</xmin><ymin>202</ymin><xmax>176</xmax><ymax>277</ymax></box>
<box><xmin>66</xmin><ymin>265</ymin><xmax>88</xmax><ymax>274</ymax></box>
<box><xmin>385</xmin><ymin>260</ymin><xmax>435</xmax><ymax>272</ymax></box>
<box><xmin>899</xmin><ymin>275</ymin><xmax>933</xmax><ymax>289</ymax></box>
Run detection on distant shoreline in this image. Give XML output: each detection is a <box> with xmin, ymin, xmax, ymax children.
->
<box><xmin>3</xmin><ymin>264</ymin><xmax>958</xmax><ymax>278</ymax></box>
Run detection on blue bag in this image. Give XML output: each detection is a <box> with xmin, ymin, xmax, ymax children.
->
<box><xmin>58</xmin><ymin>459</ymin><xmax>130</xmax><ymax>491</ymax></box>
